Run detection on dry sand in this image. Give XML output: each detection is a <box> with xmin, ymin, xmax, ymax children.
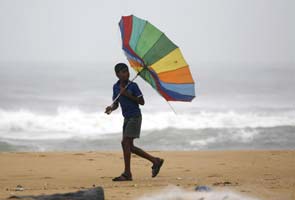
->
<box><xmin>0</xmin><ymin>150</ymin><xmax>294</xmax><ymax>200</ymax></box>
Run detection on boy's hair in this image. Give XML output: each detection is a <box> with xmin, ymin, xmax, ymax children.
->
<box><xmin>114</xmin><ymin>63</ymin><xmax>128</xmax><ymax>73</ymax></box>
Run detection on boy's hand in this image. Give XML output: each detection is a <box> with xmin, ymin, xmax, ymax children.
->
<box><xmin>105</xmin><ymin>106</ymin><xmax>112</xmax><ymax>114</ymax></box>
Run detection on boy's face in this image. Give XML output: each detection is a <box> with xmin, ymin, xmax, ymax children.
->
<box><xmin>116</xmin><ymin>68</ymin><xmax>130</xmax><ymax>81</ymax></box>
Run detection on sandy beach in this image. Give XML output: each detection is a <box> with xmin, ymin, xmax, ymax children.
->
<box><xmin>0</xmin><ymin>150</ymin><xmax>294</xmax><ymax>200</ymax></box>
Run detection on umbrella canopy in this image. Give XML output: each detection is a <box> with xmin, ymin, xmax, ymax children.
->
<box><xmin>119</xmin><ymin>15</ymin><xmax>195</xmax><ymax>102</ymax></box>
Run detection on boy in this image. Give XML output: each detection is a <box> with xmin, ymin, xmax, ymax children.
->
<box><xmin>105</xmin><ymin>63</ymin><xmax>164</xmax><ymax>181</ymax></box>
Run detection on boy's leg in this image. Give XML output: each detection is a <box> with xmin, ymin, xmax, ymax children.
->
<box><xmin>112</xmin><ymin>136</ymin><xmax>133</xmax><ymax>181</ymax></box>
<box><xmin>130</xmin><ymin>140</ymin><xmax>160</xmax><ymax>165</ymax></box>
<box><xmin>121</xmin><ymin>136</ymin><xmax>133</xmax><ymax>176</ymax></box>
<box><xmin>130</xmin><ymin>140</ymin><xmax>164</xmax><ymax>177</ymax></box>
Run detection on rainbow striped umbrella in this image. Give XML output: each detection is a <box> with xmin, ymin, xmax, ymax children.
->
<box><xmin>119</xmin><ymin>15</ymin><xmax>195</xmax><ymax>102</ymax></box>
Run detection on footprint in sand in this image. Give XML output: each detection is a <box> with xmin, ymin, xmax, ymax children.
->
<box><xmin>208</xmin><ymin>174</ymin><xmax>222</xmax><ymax>178</ymax></box>
<box><xmin>213</xmin><ymin>181</ymin><xmax>239</xmax><ymax>186</ymax></box>
<box><xmin>73</xmin><ymin>153</ymin><xmax>85</xmax><ymax>156</ymax></box>
<box><xmin>42</xmin><ymin>176</ymin><xmax>53</xmax><ymax>179</ymax></box>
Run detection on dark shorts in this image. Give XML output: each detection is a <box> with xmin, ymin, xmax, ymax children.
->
<box><xmin>123</xmin><ymin>114</ymin><xmax>142</xmax><ymax>138</ymax></box>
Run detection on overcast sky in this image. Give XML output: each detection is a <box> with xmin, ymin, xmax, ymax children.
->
<box><xmin>0</xmin><ymin>0</ymin><xmax>294</xmax><ymax>65</ymax></box>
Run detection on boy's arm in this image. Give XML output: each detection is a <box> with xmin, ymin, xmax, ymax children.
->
<box><xmin>105</xmin><ymin>85</ymin><xmax>120</xmax><ymax>114</ymax></box>
<box><xmin>122</xmin><ymin>92</ymin><xmax>145</xmax><ymax>105</ymax></box>
<box><xmin>111</xmin><ymin>101</ymin><xmax>119</xmax><ymax>110</ymax></box>
<box><xmin>120</xmin><ymin>84</ymin><xmax>145</xmax><ymax>105</ymax></box>
<box><xmin>105</xmin><ymin>101</ymin><xmax>119</xmax><ymax>114</ymax></box>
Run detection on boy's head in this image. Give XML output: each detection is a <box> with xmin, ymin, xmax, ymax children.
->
<box><xmin>115</xmin><ymin>63</ymin><xmax>130</xmax><ymax>81</ymax></box>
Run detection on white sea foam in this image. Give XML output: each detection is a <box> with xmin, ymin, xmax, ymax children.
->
<box><xmin>0</xmin><ymin>107</ymin><xmax>295</xmax><ymax>140</ymax></box>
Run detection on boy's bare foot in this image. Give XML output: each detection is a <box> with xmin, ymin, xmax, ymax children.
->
<box><xmin>112</xmin><ymin>172</ymin><xmax>132</xmax><ymax>181</ymax></box>
<box><xmin>152</xmin><ymin>158</ymin><xmax>164</xmax><ymax>177</ymax></box>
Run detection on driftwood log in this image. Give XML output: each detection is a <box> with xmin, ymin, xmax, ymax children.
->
<box><xmin>7</xmin><ymin>187</ymin><xmax>104</xmax><ymax>200</ymax></box>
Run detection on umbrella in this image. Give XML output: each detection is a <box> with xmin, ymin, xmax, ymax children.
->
<box><xmin>113</xmin><ymin>15</ymin><xmax>195</xmax><ymax>109</ymax></box>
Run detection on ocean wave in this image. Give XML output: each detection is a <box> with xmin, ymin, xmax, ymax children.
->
<box><xmin>0</xmin><ymin>107</ymin><xmax>295</xmax><ymax>140</ymax></box>
<box><xmin>1</xmin><ymin>126</ymin><xmax>295</xmax><ymax>151</ymax></box>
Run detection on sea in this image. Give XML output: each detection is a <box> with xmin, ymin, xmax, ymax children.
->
<box><xmin>0</xmin><ymin>62</ymin><xmax>294</xmax><ymax>151</ymax></box>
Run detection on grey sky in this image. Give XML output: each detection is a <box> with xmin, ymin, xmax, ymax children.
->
<box><xmin>0</xmin><ymin>0</ymin><xmax>294</xmax><ymax>65</ymax></box>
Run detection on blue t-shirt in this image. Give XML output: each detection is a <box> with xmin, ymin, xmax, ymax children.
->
<box><xmin>113</xmin><ymin>80</ymin><xmax>143</xmax><ymax>118</ymax></box>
